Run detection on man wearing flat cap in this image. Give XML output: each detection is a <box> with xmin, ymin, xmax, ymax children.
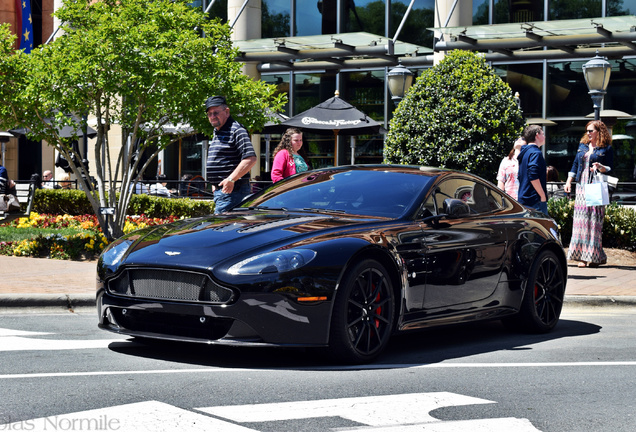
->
<box><xmin>204</xmin><ymin>95</ymin><xmax>257</xmax><ymax>214</ymax></box>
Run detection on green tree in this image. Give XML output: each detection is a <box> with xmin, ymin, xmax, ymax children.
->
<box><xmin>0</xmin><ymin>0</ymin><xmax>284</xmax><ymax>241</ymax></box>
<box><xmin>384</xmin><ymin>50</ymin><xmax>524</xmax><ymax>179</ymax></box>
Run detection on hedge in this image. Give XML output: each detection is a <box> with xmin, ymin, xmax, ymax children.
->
<box><xmin>548</xmin><ymin>198</ymin><xmax>636</xmax><ymax>251</ymax></box>
<box><xmin>34</xmin><ymin>189</ymin><xmax>215</xmax><ymax>218</ymax></box>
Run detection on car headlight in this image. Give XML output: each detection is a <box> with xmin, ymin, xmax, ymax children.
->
<box><xmin>227</xmin><ymin>249</ymin><xmax>317</xmax><ymax>275</ymax></box>
<box><xmin>100</xmin><ymin>239</ymin><xmax>133</xmax><ymax>267</ymax></box>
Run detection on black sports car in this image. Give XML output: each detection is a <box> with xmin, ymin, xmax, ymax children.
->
<box><xmin>97</xmin><ymin>165</ymin><xmax>567</xmax><ymax>363</ymax></box>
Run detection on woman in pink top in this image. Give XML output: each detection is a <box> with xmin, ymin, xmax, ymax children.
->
<box><xmin>496</xmin><ymin>137</ymin><xmax>526</xmax><ymax>200</ymax></box>
<box><xmin>271</xmin><ymin>128</ymin><xmax>308</xmax><ymax>182</ymax></box>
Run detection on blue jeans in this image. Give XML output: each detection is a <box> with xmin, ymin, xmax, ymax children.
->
<box><xmin>213</xmin><ymin>181</ymin><xmax>251</xmax><ymax>214</ymax></box>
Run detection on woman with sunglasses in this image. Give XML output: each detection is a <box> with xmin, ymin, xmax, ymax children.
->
<box><xmin>564</xmin><ymin>120</ymin><xmax>614</xmax><ymax>268</ymax></box>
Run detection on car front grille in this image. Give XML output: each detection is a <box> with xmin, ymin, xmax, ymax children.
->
<box><xmin>107</xmin><ymin>268</ymin><xmax>234</xmax><ymax>304</ymax></box>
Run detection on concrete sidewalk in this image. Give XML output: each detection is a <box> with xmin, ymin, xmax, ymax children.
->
<box><xmin>1</xmin><ymin>254</ymin><xmax>635</xmax><ymax>311</ymax></box>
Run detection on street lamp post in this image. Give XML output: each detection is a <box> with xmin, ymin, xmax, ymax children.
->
<box><xmin>582</xmin><ymin>52</ymin><xmax>612</xmax><ymax>121</ymax></box>
<box><xmin>387</xmin><ymin>62</ymin><xmax>414</xmax><ymax>105</ymax></box>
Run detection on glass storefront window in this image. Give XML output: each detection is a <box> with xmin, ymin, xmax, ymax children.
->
<box><xmin>345</xmin><ymin>0</ymin><xmax>386</xmax><ymax>36</ymax></box>
<box><xmin>547</xmin><ymin>61</ymin><xmax>586</xmax><ymax>117</ymax></box>
<box><xmin>473</xmin><ymin>0</ymin><xmax>489</xmax><ymax>25</ymax></box>
<box><xmin>293</xmin><ymin>72</ymin><xmax>335</xmax><ymax>113</ymax></box>
<box><xmin>204</xmin><ymin>0</ymin><xmax>227</xmax><ymax>21</ymax></box>
<box><xmin>340</xmin><ymin>70</ymin><xmax>386</xmax><ymax>165</ymax></box>
<box><xmin>296</xmin><ymin>0</ymin><xmax>328</xmax><ymax>35</ymax></box>
<box><xmin>180</xmin><ymin>137</ymin><xmax>206</xmax><ymax>178</ymax></box>
<box><xmin>508</xmin><ymin>0</ymin><xmax>543</xmax><ymax>22</ymax></box>
<box><xmin>293</xmin><ymin>73</ymin><xmax>337</xmax><ymax>169</ymax></box>
<box><xmin>545</xmin><ymin>123</ymin><xmax>582</xmax><ymax>181</ymax></box>
<box><xmin>545</xmin><ymin>59</ymin><xmax>634</xmax><ymax>118</ymax></box>
<box><xmin>341</xmin><ymin>70</ymin><xmax>385</xmax><ymax>122</ymax></box>
<box><xmin>391</xmin><ymin>0</ymin><xmax>434</xmax><ymax>48</ymax></box>
<box><xmin>607</xmin><ymin>0</ymin><xmax>634</xmax><ymax>15</ymax></box>
<box><xmin>549</xmin><ymin>0</ymin><xmax>601</xmax><ymax>20</ymax></box>
<box><xmin>262</xmin><ymin>0</ymin><xmax>291</xmax><ymax>38</ymax></box>
<box><xmin>605</xmin><ymin>59</ymin><xmax>636</xmax><ymax>116</ymax></box>
<box><xmin>262</xmin><ymin>74</ymin><xmax>291</xmax><ymax>115</ymax></box>
<box><xmin>494</xmin><ymin>63</ymin><xmax>544</xmax><ymax>118</ymax></box>
<box><xmin>610</xmin><ymin>120</ymin><xmax>636</xmax><ymax>181</ymax></box>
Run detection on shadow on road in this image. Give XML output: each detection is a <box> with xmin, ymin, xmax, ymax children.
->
<box><xmin>107</xmin><ymin>317</ymin><xmax>601</xmax><ymax>370</ymax></box>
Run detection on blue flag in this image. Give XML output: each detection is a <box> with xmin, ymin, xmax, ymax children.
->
<box><xmin>18</xmin><ymin>0</ymin><xmax>33</xmax><ymax>53</ymax></box>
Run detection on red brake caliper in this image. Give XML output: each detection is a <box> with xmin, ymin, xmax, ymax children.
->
<box><xmin>374</xmin><ymin>290</ymin><xmax>382</xmax><ymax>328</ymax></box>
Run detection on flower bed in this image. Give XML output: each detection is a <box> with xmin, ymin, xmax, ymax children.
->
<box><xmin>0</xmin><ymin>213</ymin><xmax>178</xmax><ymax>260</ymax></box>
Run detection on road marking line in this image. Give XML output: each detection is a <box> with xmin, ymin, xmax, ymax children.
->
<box><xmin>0</xmin><ymin>336</ymin><xmax>123</xmax><ymax>351</ymax></box>
<box><xmin>0</xmin><ymin>328</ymin><xmax>52</xmax><ymax>336</ymax></box>
<box><xmin>2</xmin><ymin>361</ymin><xmax>636</xmax><ymax>380</ymax></box>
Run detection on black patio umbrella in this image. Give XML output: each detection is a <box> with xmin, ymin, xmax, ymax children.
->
<box><xmin>278</xmin><ymin>92</ymin><xmax>385</xmax><ymax>165</ymax></box>
<box><xmin>280</xmin><ymin>92</ymin><xmax>385</xmax><ymax>136</ymax></box>
<box><xmin>260</xmin><ymin>111</ymin><xmax>290</xmax><ymax>134</ymax></box>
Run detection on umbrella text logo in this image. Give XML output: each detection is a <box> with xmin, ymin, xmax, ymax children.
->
<box><xmin>301</xmin><ymin>117</ymin><xmax>362</xmax><ymax>127</ymax></box>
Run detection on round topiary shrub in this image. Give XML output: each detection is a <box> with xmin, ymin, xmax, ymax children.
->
<box><xmin>385</xmin><ymin>50</ymin><xmax>524</xmax><ymax>180</ymax></box>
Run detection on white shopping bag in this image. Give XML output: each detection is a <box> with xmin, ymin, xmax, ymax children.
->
<box><xmin>594</xmin><ymin>172</ymin><xmax>618</xmax><ymax>189</ymax></box>
<box><xmin>585</xmin><ymin>181</ymin><xmax>610</xmax><ymax>206</ymax></box>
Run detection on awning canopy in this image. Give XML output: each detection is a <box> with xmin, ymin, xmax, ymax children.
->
<box><xmin>234</xmin><ymin>32</ymin><xmax>433</xmax><ymax>72</ymax></box>
<box><xmin>431</xmin><ymin>16</ymin><xmax>636</xmax><ymax>62</ymax></box>
<box><xmin>233</xmin><ymin>18</ymin><xmax>636</xmax><ymax>72</ymax></box>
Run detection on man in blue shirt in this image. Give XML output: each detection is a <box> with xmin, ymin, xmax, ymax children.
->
<box><xmin>205</xmin><ymin>96</ymin><xmax>257</xmax><ymax>214</ymax></box>
<box><xmin>517</xmin><ymin>125</ymin><xmax>548</xmax><ymax>214</ymax></box>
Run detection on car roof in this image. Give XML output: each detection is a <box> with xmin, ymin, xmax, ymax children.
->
<box><xmin>331</xmin><ymin>164</ymin><xmax>454</xmax><ymax>176</ymax></box>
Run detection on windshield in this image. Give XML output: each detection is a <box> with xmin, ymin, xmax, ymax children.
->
<box><xmin>243</xmin><ymin>169</ymin><xmax>434</xmax><ymax>218</ymax></box>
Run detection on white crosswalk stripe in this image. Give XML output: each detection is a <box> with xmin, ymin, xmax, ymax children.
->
<box><xmin>0</xmin><ymin>393</ymin><xmax>543</xmax><ymax>432</ymax></box>
<box><xmin>198</xmin><ymin>392</ymin><xmax>492</xmax><ymax>425</ymax></box>
<box><xmin>198</xmin><ymin>393</ymin><xmax>542</xmax><ymax>431</ymax></box>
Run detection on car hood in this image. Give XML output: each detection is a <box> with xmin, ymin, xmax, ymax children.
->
<box><xmin>115</xmin><ymin>210</ymin><xmax>385</xmax><ymax>269</ymax></box>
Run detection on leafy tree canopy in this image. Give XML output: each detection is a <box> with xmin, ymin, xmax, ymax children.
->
<box><xmin>384</xmin><ymin>50</ymin><xmax>524</xmax><ymax>180</ymax></box>
<box><xmin>0</xmin><ymin>0</ymin><xmax>285</xmax><ymax>240</ymax></box>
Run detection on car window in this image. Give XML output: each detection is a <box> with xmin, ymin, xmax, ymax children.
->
<box><xmin>422</xmin><ymin>177</ymin><xmax>503</xmax><ymax>216</ymax></box>
<box><xmin>245</xmin><ymin>170</ymin><xmax>434</xmax><ymax>218</ymax></box>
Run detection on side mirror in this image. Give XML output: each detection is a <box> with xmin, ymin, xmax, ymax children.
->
<box><xmin>443</xmin><ymin>198</ymin><xmax>470</xmax><ymax>218</ymax></box>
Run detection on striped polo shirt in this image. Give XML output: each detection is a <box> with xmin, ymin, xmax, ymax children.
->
<box><xmin>206</xmin><ymin>116</ymin><xmax>256</xmax><ymax>185</ymax></box>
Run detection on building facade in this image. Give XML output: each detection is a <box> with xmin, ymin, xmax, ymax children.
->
<box><xmin>244</xmin><ymin>0</ymin><xmax>636</xmax><ymax>182</ymax></box>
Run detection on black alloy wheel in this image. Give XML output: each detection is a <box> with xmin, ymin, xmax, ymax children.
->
<box><xmin>509</xmin><ymin>250</ymin><xmax>565</xmax><ymax>333</ymax></box>
<box><xmin>329</xmin><ymin>259</ymin><xmax>395</xmax><ymax>364</ymax></box>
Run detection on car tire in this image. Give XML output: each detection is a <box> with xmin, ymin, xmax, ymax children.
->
<box><xmin>506</xmin><ymin>250</ymin><xmax>565</xmax><ymax>333</ymax></box>
<box><xmin>328</xmin><ymin>259</ymin><xmax>395</xmax><ymax>364</ymax></box>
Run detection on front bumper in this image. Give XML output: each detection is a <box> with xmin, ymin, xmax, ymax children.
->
<box><xmin>97</xmin><ymin>289</ymin><xmax>333</xmax><ymax>347</ymax></box>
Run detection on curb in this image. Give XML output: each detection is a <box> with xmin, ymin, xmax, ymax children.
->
<box><xmin>0</xmin><ymin>293</ymin><xmax>96</xmax><ymax>312</ymax></box>
<box><xmin>1</xmin><ymin>294</ymin><xmax>635</xmax><ymax>312</ymax></box>
<box><xmin>563</xmin><ymin>295</ymin><xmax>636</xmax><ymax>307</ymax></box>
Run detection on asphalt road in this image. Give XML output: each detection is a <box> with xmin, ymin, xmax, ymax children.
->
<box><xmin>1</xmin><ymin>304</ymin><xmax>635</xmax><ymax>432</ymax></box>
